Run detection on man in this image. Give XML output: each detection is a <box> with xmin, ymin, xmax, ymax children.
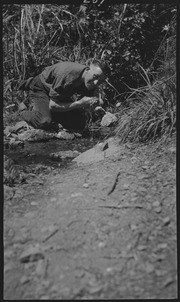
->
<box><xmin>19</xmin><ymin>59</ymin><xmax>108</xmax><ymax>130</ymax></box>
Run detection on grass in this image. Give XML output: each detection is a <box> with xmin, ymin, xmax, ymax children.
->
<box><xmin>114</xmin><ymin>62</ymin><xmax>176</xmax><ymax>144</ymax></box>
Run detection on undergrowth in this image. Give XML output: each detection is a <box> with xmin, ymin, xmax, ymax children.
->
<box><xmin>114</xmin><ymin>20</ymin><xmax>176</xmax><ymax>144</ymax></box>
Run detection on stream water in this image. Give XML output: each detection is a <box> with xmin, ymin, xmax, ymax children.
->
<box><xmin>5</xmin><ymin>137</ymin><xmax>101</xmax><ymax>170</ymax></box>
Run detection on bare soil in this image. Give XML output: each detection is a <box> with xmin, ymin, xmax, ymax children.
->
<box><xmin>4</xmin><ymin>137</ymin><xmax>177</xmax><ymax>300</ymax></box>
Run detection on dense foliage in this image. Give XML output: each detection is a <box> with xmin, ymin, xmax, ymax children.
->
<box><xmin>3</xmin><ymin>2</ymin><xmax>176</xmax><ymax>142</ymax></box>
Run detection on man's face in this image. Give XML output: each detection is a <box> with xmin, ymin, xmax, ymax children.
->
<box><xmin>84</xmin><ymin>65</ymin><xmax>106</xmax><ymax>90</ymax></box>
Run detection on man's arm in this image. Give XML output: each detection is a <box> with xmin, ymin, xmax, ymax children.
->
<box><xmin>49</xmin><ymin>96</ymin><xmax>99</xmax><ymax>112</ymax></box>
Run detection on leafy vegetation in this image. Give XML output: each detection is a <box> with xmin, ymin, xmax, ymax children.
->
<box><xmin>3</xmin><ymin>2</ymin><xmax>176</xmax><ymax>142</ymax></box>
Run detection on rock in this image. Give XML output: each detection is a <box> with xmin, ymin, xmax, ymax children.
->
<box><xmin>19</xmin><ymin>245</ymin><xmax>45</xmax><ymax>263</ymax></box>
<box><xmin>98</xmin><ymin>141</ymin><xmax>109</xmax><ymax>151</ymax></box>
<box><xmin>4</xmin><ymin>126</ymin><xmax>14</xmax><ymax>136</ymax></box>
<box><xmin>18</xmin><ymin>129</ymin><xmax>56</xmax><ymax>142</ymax></box>
<box><xmin>156</xmin><ymin>243</ymin><xmax>168</xmax><ymax>250</ymax></box>
<box><xmin>31</xmin><ymin>201</ymin><xmax>38</xmax><ymax>206</ymax></box>
<box><xmin>100</xmin><ymin>112</ymin><xmax>117</xmax><ymax>127</ymax></box>
<box><xmin>73</xmin><ymin>138</ymin><xmax>121</xmax><ymax>165</ymax></box>
<box><xmin>145</xmin><ymin>262</ymin><xmax>154</xmax><ymax>273</ymax></box>
<box><xmin>137</xmin><ymin>245</ymin><xmax>147</xmax><ymax>251</ymax></box>
<box><xmin>71</xmin><ymin>192</ymin><xmax>83</xmax><ymax>197</ymax></box>
<box><xmin>73</xmin><ymin>144</ymin><xmax>105</xmax><ymax>164</ymax></box>
<box><xmin>154</xmin><ymin>206</ymin><xmax>162</xmax><ymax>213</ymax></box>
<box><xmin>74</xmin><ymin>132</ymin><xmax>83</xmax><ymax>138</ymax></box>
<box><xmin>130</xmin><ymin>224</ymin><xmax>137</xmax><ymax>231</ymax></box>
<box><xmin>83</xmin><ymin>183</ymin><xmax>89</xmax><ymax>188</ymax></box>
<box><xmin>152</xmin><ymin>201</ymin><xmax>161</xmax><ymax>208</ymax></box>
<box><xmin>13</xmin><ymin>121</ymin><xmax>31</xmax><ymax>133</ymax></box>
<box><xmin>116</xmin><ymin>102</ymin><xmax>121</xmax><ymax>108</ymax></box>
<box><xmin>55</xmin><ymin>130</ymin><xmax>75</xmax><ymax>140</ymax></box>
<box><xmin>123</xmin><ymin>183</ymin><xmax>129</xmax><ymax>189</ymax></box>
<box><xmin>162</xmin><ymin>216</ymin><xmax>170</xmax><ymax>226</ymax></box>
<box><xmin>155</xmin><ymin>269</ymin><xmax>166</xmax><ymax>276</ymax></box>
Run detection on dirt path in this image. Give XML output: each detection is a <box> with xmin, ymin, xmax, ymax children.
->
<box><xmin>4</xmin><ymin>138</ymin><xmax>177</xmax><ymax>299</ymax></box>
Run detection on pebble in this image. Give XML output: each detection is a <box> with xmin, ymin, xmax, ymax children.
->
<box><xmin>106</xmin><ymin>267</ymin><xmax>113</xmax><ymax>273</ymax></box>
<box><xmin>123</xmin><ymin>183</ymin><xmax>129</xmax><ymax>189</ymax></box>
<box><xmin>152</xmin><ymin>201</ymin><xmax>161</xmax><ymax>207</ymax></box>
<box><xmin>162</xmin><ymin>216</ymin><xmax>170</xmax><ymax>226</ymax></box>
<box><xmin>130</xmin><ymin>196</ymin><xmax>138</xmax><ymax>202</ymax></box>
<box><xmin>20</xmin><ymin>275</ymin><xmax>30</xmax><ymax>284</ymax></box>
<box><xmin>130</xmin><ymin>224</ymin><xmax>137</xmax><ymax>231</ymax></box>
<box><xmin>156</xmin><ymin>243</ymin><xmax>168</xmax><ymax>250</ymax></box>
<box><xmin>24</xmin><ymin>212</ymin><xmax>35</xmax><ymax>218</ymax></box>
<box><xmin>31</xmin><ymin>201</ymin><xmax>38</xmax><ymax>206</ymax></box>
<box><xmin>50</xmin><ymin>197</ymin><xmax>57</xmax><ymax>202</ymax></box>
<box><xmin>98</xmin><ymin>242</ymin><xmax>106</xmax><ymax>248</ymax></box>
<box><xmin>39</xmin><ymin>295</ymin><xmax>50</xmax><ymax>300</ymax></box>
<box><xmin>142</xmin><ymin>165</ymin><xmax>149</xmax><ymax>170</ymax></box>
<box><xmin>71</xmin><ymin>192</ymin><xmax>83</xmax><ymax>198</ymax></box>
<box><xmin>137</xmin><ymin>245</ymin><xmax>147</xmax><ymax>251</ymax></box>
<box><xmin>154</xmin><ymin>206</ymin><xmax>162</xmax><ymax>213</ymax></box>
<box><xmin>83</xmin><ymin>183</ymin><xmax>89</xmax><ymax>188</ymax></box>
<box><xmin>145</xmin><ymin>262</ymin><xmax>154</xmax><ymax>273</ymax></box>
<box><xmin>155</xmin><ymin>269</ymin><xmax>166</xmax><ymax>276</ymax></box>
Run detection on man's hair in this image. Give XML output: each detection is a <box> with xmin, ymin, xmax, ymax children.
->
<box><xmin>90</xmin><ymin>59</ymin><xmax>110</xmax><ymax>76</ymax></box>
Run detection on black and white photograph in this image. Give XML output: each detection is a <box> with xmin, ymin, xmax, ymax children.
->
<box><xmin>3</xmin><ymin>1</ymin><xmax>177</xmax><ymax>300</ymax></box>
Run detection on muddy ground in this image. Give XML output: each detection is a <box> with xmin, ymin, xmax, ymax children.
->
<box><xmin>4</xmin><ymin>136</ymin><xmax>177</xmax><ymax>300</ymax></box>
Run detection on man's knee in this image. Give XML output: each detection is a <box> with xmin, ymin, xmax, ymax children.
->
<box><xmin>20</xmin><ymin>110</ymin><xmax>52</xmax><ymax>129</ymax></box>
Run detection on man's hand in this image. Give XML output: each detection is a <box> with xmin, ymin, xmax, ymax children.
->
<box><xmin>78</xmin><ymin>97</ymin><xmax>99</xmax><ymax>109</ymax></box>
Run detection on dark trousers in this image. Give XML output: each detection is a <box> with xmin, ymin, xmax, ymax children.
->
<box><xmin>21</xmin><ymin>76</ymin><xmax>87</xmax><ymax>130</ymax></box>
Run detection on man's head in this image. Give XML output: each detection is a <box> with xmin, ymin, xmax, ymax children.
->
<box><xmin>82</xmin><ymin>59</ymin><xmax>109</xmax><ymax>90</ymax></box>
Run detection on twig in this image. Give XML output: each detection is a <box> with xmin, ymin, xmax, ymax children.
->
<box><xmin>107</xmin><ymin>171</ymin><xmax>120</xmax><ymax>195</ymax></box>
<box><xmin>42</xmin><ymin>228</ymin><xmax>59</xmax><ymax>243</ymax></box>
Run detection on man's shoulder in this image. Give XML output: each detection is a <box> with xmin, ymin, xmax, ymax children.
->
<box><xmin>54</xmin><ymin>61</ymin><xmax>86</xmax><ymax>72</ymax></box>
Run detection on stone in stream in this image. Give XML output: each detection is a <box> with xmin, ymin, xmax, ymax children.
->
<box><xmin>50</xmin><ymin>150</ymin><xmax>80</xmax><ymax>160</ymax></box>
<box><xmin>55</xmin><ymin>130</ymin><xmax>75</xmax><ymax>140</ymax></box>
<box><xmin>18</xmin><ymin>129</ymin><xmax>57</xmax><ymax>142</ymax></box>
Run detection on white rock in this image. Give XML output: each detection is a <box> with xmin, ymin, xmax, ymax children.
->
<box><xmin>100</xmin><ymin>112</ymin><xmax>117</xmax><ymax>127</ymax></box>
